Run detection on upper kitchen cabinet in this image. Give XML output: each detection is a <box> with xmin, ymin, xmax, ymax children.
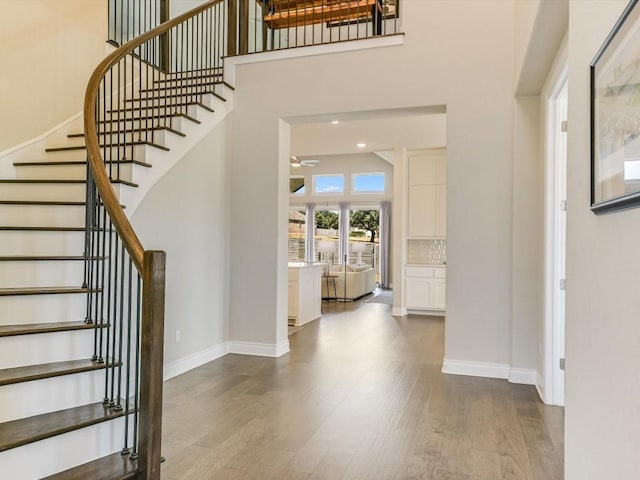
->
<box><xmin>408</xmin><ymin>149</ymin><xmax>447</xmax><ymax>239</ymax></box>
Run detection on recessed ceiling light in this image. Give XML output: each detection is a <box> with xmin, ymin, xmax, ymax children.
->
<box><xmin>356</xmin><ymin>143</ymin><xmax>367</xmax><ymax>148</ymax></box>
<box><xmin>331</xmin><ymin>120</ymin><xmax>340</xmax><ymax>125</ymax></box>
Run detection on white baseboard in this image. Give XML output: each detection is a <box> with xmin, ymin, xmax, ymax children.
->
<box><xmin>407</xmin><ymin>309</ymin><xmax>445</xmax><ymax>317</ymax></box>
<box><xmin>392</xmin><ymin>307</ymin><xmax>407</xmax><ymax>316</ymax></box>
<box><xmin>536</xmin><ymin>373</ymin><xmax>547</xmax><ymax>403</ymax></box>
<box><xmin>442</xmin><ymin>359</ymin><xmax>537</xmax><ymax>385</ymax></box>
<box><xmin>508</xmin><ymin>367</ymin><xmax>537</xmax><ymax>385</ymax></box>
<box><xmin>442</xmin><ymin>358</ymin><xmax>510</xmax><ymax>379</ymax></box>
<box><xmin>227</xmin><ymin>340</ymin><xmax>290</xmax><ymax>358</ymax></box>
<box><xmin>163</xmin><ymin>342</ymin><xmax>228</xmax><ymax>381</ymax></box>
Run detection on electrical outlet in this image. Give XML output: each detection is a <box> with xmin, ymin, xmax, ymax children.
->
<box><xmin>175</xmin><ymin>330</ymin><xmax>181</xmax><ymax>343</ymax></box>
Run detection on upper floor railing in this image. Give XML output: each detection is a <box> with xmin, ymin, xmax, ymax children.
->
<box><xmin>108</xmin><ymin>0</ymin><xmax>401</xmax><ymax>61</ymax></box>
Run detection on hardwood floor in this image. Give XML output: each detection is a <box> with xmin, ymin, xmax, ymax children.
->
<box><xmin>161</xmin><ymin>299</ymin><xmax>563</xmax><ymax>479</ymax></box>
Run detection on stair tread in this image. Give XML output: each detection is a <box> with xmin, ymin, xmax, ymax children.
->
<box><xmin>0</xmin><ymin>357</ymin><xmax>114</xmax><ymax>386</ymax></box>
<box><xmin>0</xmin><ymin>401</ymin><xmax>127</xmax><ymax>453</ymax></box>
<box><xmin>14</xmin><ymin>160</ymin><xmax>151</xmax><ymax>167</ymax></box>
<box><xmin>0</xmin><ymin>200</ymin><xmax>86</xmax><ymax>206</ymax></box>
<box><xmin>147</xmin><ymin>79</ymin><xmax>234</xmax><ymax>91</ymax></box>
<box><xmin>42</xmin><ymin>451</ymin><xmax>139</xmax><ymax>480</ymax></box>
<box><xmin>163</xmin><ymin>66</ymin><xmax>223</xmax><ymax>77</ymax></box>
<box><xmin>0</xmin><ymin>255</ymin><xmax>86</xmax><ymax>261</ymax></box>
<box><xmin>98</xmin><ymin>112</ymin><xmax>201</xmax><ymax>125</ymax></box>
<box><xmin>106</xmin><ymin>101</ymin><xmax>212</xmax><ymax>114</ymax></box>
<box><xmin>135</xmin><ymin>86</ymin><xmax>226</xmax><ymax>100</ymax></box>
<box><xmin>0</xmin><ymin>179</ymin><xmax>86</xmax><ymax>184</ymax></box>
<box><xmin>0</xmin><ymin>321</ymin><xmax>106</xmax><ymax>338</ymax></box>
<box><xmin>0</xmin><ymin>286</ymin><xmax>92</xmax><ymax>296</ymax></box>
<box><xmin>0</xmin><ymin>226</ymin><xmax>86</xmax><ymax>232</ymax></box>
<box><xmin>45</xmin><ymin>141</ymin><xmax>169</xmax><ymax>153</ymax></box>
<box><xmin>68</xmin><ymin>125</ymin><xmax>186</xmax><ymax>138</ymax></box>
<box><xmin>0</xmin><ymin>178</ymin><xmax>139</xmax><ymax>188</ymax></box>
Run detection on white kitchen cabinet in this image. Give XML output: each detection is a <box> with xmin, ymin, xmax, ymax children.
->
<box><xmin>408</xmin><ymin>150</ymin><xmax>446</xmax><ymax>239</ymax></box>
<box><xmin>435</xmin><ymin>185</ymin><xmax>446</xmax><ymax>238</ymax></box>
<box><xmin>405</xmin><ymin>266</ymin><xmax>446</xmax><ymax>314</ymax></box>
<box><xmin>406</xmin><ymin>278</ymin><xmax>433</xmax><ymax>309</ymax></box>
<box><xmin>288</xmin><ymin>264</ymin><xmax>322</xmax><ymax>326</ymax></box>
<box><xmin>408</xmin><ymin>185</ymin><xmax>436</xmax><ymax>238</ymax></box>
<box><xmin>433</xmin><ymin>278</ymin><xmax>447</xmax><ymax>310</ymax></box>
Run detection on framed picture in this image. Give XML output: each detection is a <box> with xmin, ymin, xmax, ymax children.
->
<box><xmin>591</xmin><ymin>0</ymin><xmax>640</xmax><ymax>214</ymax></box>
<box><xmin>327</xmin><ymin>0</ymin><xmax>399</xmax><ymax>28</ymax></box>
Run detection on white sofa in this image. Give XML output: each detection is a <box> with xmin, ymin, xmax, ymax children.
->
<box><xmin>322</xmin><ymin>264</ymin><xmax>376</xmax><ymax>300</ymax></box>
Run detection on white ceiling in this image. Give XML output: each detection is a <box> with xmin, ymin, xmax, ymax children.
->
<box><xmin>289</xmin><ymin>109</ymin><xmax>447</xmax><ymax>159</ymax></box>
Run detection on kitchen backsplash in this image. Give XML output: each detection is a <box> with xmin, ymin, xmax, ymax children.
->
<box><xmin>408</xmin><ymin>239</ymin><xmax>447</xmax><ymax>265</ymax></box>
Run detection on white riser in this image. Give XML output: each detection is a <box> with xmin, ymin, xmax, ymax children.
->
<box><xmin>0</xmin><ymin>259</ymin><xmax>84</xmax><ymax>288</ymax></box>
<box><xmin>39</xmin><ymin>148</ymin><xmax>88</xmax><ymax>161</ymax></box>
<box><xmin>0</xmin><ymin>204</ymin><xmax>85</xmax><ymax>227</ymax></box>
<box><xmin>0</xmin><ymin>367</ymin><xmax>107</xmax><ymax>423</ymax></box>
<box><xmin>15</xmin><ymin>164</ymin><xmax>86</xmax><ymax>180</ymax></box>
<box><xmin>0</xmin><ymin>329</ymin><xmax>94</xmax><ymax>369</ymax></box>
<box><xmin>0</xmin><ymin>415</ymin><xmax>134</xmax><ymax>479</ymax></box>
<box><xmin>0</xmin><ymin>293</ymin><xmax>86</xmax><ymax>325</ymax></box>
<box><xmin>128</xmin><ymin>92</ymin><xmax>217</xmax><ymax>109</ymax></box>
<box><xmin>105</xmin><ymin>103</ymin><xmax>200</xmax><ymax>121</ymax></box>
<box><xmin>71</xmin><ymin>128</ymin><xmax>176</xmax><ymax>148</ymax></box>
<box><xmin>14</xmin><ymin>163</ymin><xmax>139</xmax><ymax>183</ymax></box>
<box><xmin>112</xmin><ymin>127</ymin><xmax>182</xmax><ymax>150</ymax></box>
<box><xmin>0</xmin><ymin>231</ymin><xmax>85</xmax><ymax>256</ymax></box>
<box><xmin>95</xmin><ymin>115</ymin><xmax>187</xmax><ymax>133</ymax></box>
<box><xmin>43</xmin><ymin>143</ymin><xmax>149</xmax><ymax>163</ymax></box>
<box><xmin>0</xmin><ymin>183</ymin><xmax>86</xmax><ymax>202</ymax></box>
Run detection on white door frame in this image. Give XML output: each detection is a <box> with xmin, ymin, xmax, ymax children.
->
<box><xmin>543</xmin><ymin>61</ymin><xmax>567</xmax><ymax>407</ymax></box>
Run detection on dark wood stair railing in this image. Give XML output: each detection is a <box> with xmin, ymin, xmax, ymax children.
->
<box><xmin>79</xmin><ymin>0</ymin><xmax>227</xmax><ymax>478</ymax></box>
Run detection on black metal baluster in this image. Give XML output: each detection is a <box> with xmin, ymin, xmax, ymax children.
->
<box><xmin>102</xmin><ymin>214</ymin><xmax>118</xmax><ymax>405</ymax></box>
<box><xmin>89</xmin><ymin>175</ymin><xmax>99</xmax><ymax>360</ymax></box>
<box><xmin>130</xmin><ymin>274</ymin><xmax>142</xmax><ymax>461</ymax></box>
<box><xmin>115</xmin><ymin>242</ymin><xmax>126</xmax><ymax>410</ymax></box>
<box><xmin>122</xmin><ymin>255</ymin><xmax>134</xmax><ymax>455</ymax></box>
<box><xmin>109</xmin><ymin>230</ymin><xmax>121</xmax><ymax>406</ymax></box>
<box><xmin>96</xmin><ymin>200</ymin><xmax>106</xmax><ymax>365</ymax></box>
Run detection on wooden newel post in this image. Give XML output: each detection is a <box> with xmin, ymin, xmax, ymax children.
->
<box><xmin>138</xmin><ymin>250</ymin><xmax>166</xmax><ymax>480</ymax></box>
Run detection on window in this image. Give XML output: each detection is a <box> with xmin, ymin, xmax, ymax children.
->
<box><xmin>352</xmin><ymin>173</ymin><xmax>385</xmax><ymax>193</ymax></box>
<box><xmin>290</xmin><ymin>176</ymin><xmax>305</xmax><ymax>195</ymax></box>
<box><xmin>288</xmin><ymin>209</ymin><xmax>306</xmax><ymax>261</ymax></box>
<box><xmin>313</xmin><ymin>174</ymin><xmax>344</xmax><ymax>194</ymax></box>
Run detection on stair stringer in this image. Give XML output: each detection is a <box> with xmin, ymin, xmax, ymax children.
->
<box><xmin>118</xmin><ymin>85</ymin><xmax>234</xmax><ymax>216</ymax></box>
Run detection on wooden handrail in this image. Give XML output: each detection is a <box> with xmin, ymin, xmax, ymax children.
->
<box><xmin>83</xmin><ymin>2</ymin><xmax>224</xmax><ymax>478</ymax></box>
<box><xmin>83</xmin><ymin>0</ymin><xmax>223</xmax><ymax>272</ymax></box>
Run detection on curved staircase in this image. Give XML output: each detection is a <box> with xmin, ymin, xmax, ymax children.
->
<box><xmin>0</xmin><ymin>1</ymin><xmax>232</xmax><ymax>477</ymax></box>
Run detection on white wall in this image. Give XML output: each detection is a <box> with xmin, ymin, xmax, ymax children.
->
<box><xmin>229</xmin><ymin>0</ymin><xmax>518</xmax><ymax>364</ymax></box>
<box><xmin>0</xmin><ymin>0</ymin><xmax>107</xmax><ymax>151</ymax></box>
<box><xmin>565</xmin><ymin>1</ymin><xmax>640</xmax><ymax>478</ymax></box>
<box><xmin>130</xmin><ymin>119</ymin><xmax>230</xmax><ymax>372</ymax></box>
<box><xmin>514</xmin><ymin>0</ymin><xmax>541</xmax><ymax>84</ymax></box>
<box><xmin>511</xmin><ymin>95</ymin><xmax>542</xmax><ymax>378</ymax></box>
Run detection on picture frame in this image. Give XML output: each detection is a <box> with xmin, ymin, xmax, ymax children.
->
<box><xmin>327</xmin><ymin>0</ymin><xmax>399</xmax><ymax>29</ymax></box>
<box><xmin>591</xmin><ymin>0</ymin><xmax>640</xmax><ymax>214</ymax></box>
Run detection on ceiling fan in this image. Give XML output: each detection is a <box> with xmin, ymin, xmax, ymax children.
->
<box><xmin>290</xmin><ymin>156</ymin><xmax>320</xmax><ymax>167</ymax></box>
